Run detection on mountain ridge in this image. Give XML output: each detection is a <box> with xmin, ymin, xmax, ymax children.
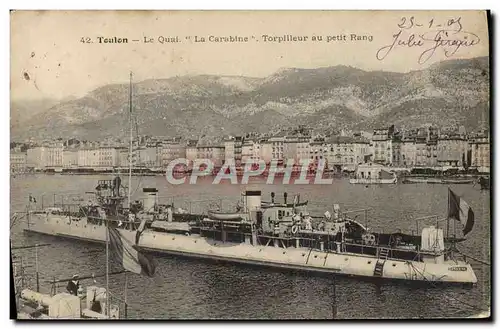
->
<box><xmin>11</xmin><ymin>56</ymin><xmax>489</xmax><ymax>140</ymax></box>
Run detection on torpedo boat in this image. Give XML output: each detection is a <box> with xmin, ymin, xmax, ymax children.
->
<box><xmin>23</xmin><ymin>179</ymin><xmax>478</xmax><ymax>286</ymax></box>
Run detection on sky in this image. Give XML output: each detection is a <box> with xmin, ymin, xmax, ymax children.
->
<box><xmin>10</xmin><ymin>10</ymin><xmax>490</xmax><ymax>100</ymax></box>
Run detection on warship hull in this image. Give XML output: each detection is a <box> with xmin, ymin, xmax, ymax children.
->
<box><xmin>25</xmin><ymin>214</ymin><xmax>477</xmax><ymax>285</ymax></box>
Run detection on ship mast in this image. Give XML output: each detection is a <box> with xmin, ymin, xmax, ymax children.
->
<box><xmin>128</xmin><ymin>72</ymin><xmax>133</xmax><ymax>209</ymax></box>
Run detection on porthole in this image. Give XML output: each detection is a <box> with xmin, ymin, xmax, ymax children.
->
<box><xmin>345</xmin><ymin>258</ymin><xmax>348</xmax><ymax>261</ymax></box>
<box><xmin>259</xmin><ymin>249</ymin><xmax>262</xmax><ymax>252</ymax></box>
<box><xmin>194</xmin><ymin>240</ymin><xmax>197</xmax><ymax>243</ymax></box>
<box><xmin>368</xmin><ymin>261</ymin><xmax>372</xmax><ymax>264</ymax></box>
<box><xmin>392</xmin><ymin>263</ymin><xmax>396</xmax><ymax>267</ymax></box>
<box><xmin>302</xmin><ymin>253</ymin><xmax>306</xmax><ymax>256</ymax></box>
<box><xmin>172</xmin><ymin>237</ymin><xmax>175</xmax><ymax>240</ymax></box>
<box><xmin>283</xmin><ymin>251</ymin><xmax>286</xmax><ymax>255</ymax></box>
<box><xmin>314</xmin><ymin>255</ymin><xmax>318</xmax><ymax>258</ymax></box>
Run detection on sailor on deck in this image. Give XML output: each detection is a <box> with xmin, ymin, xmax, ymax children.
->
<box><xmin>166</xmin><ymin>206</ymin><xmax>173</xmax><ymax>222</ymax></box>
<box><xmin>292</xmin><ymin>213</ymin><xmax>301</xmax><ymax>225</ymax></box>
<box><xmin>128</xmin><ymin>212</ymin><xmax>135</xmax><ymax>230</ymax></box>
<box><xmin>66</xmin><ymin>274</ymin><xmax>80</xmax><ymax>296</ymax></box>
<box><xmin>303</xmin><ymin>214</ymin><xmax>312</xmax><ymax>230</ymax></box>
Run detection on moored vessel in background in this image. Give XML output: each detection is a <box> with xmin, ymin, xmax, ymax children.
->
<box><xmin>349</xmin><ymin>163</ymin><xmax>397</xmax><ymax>184</ymax></box>
<box><xmin>403</xmin><ymin>177</ymin><xmax>475</xmax><ymax>185</ymax></box>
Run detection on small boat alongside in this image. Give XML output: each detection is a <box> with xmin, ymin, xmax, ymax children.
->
<box><xmin>208</xmin><ymin>210</ymin><xmax>245</xmax><ymax>221</ymax></box>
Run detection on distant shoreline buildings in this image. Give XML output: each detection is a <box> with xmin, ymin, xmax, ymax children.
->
<box><xmin>10</xmin><ymin>125</ymin><xmax>490</xmax><ymax>174</ymax></box>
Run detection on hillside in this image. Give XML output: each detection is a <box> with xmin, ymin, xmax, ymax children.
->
<box><xmin>10</xmin><ymin>57</ymin><xmax>490</xmax><ymax>140</ymax></box>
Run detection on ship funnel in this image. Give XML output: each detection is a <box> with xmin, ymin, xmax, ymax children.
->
<box><xmin>333</xmin><ymin>204</ymin><xmax>340</xmax><ymax>220</ymax></box>
<box><xmin>142</xmin><ymin>188</ymin><xmax>158</xmax><ymax>213</ymax></box>
<box><xmin>112</xmin><ymin>176</ymin><xmax>121</xmax><ymax>197</ymax></box>
<box><xmin>244</xmin><ymin>190</ymin><xmax>261</xmax><ymax>212</ymax></box>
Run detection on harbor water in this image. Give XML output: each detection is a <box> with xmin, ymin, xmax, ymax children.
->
<box><xmin>10</xmin><ymin>174</ymin><xmax>491</xmax><ymax>319</ymax></box>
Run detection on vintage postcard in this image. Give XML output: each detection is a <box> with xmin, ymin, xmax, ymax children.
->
<box><xmin>10</xmin><ymin>10</ymin><xmax>491</xmax><ymax>320</ymax></box>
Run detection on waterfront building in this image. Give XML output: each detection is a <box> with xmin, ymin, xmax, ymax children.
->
<box><xmin>118</xmin><ymin>148</ymin><xmax>130</xmax><ymax>168</ymax></box>
<box><xmin>325</xmin><ymin>136</ymin><xmax>370</xmax><ymax>171</ymax></box>
<box><xmin>160</xmin><ymin>141</ymin><xmax>186</xmax><ymax>167</ymax></box>
<box><xmin>437</xmin><ymin>134</ymin><xmax>468</xmax><ymax>168</ymax></box>
<box><xmin>62</xmin><ymin>149</ymin><xmax>78</xmax><ymax>168</ymax></box>
<box><xmin>27</xmin><ymin>146</ymin><xmax>63</xmax><ymax>169</ymax></box>
<box><xmin>137</xmin><ymin>146</ymin><xmax>160</xmax><ymax>168</ymax></box>
<box><xmin>196</xmin><ymin>143</ymin><xmax>225</xmax><ymax>167</ymax></box>
<box><xmin>76</xmin><ymin>147</ymin><xmax>119</xmax><ymax>169</ymax></box>
<box><xmin>415</xmin><ymin>137</ymin><xmax>428</xmax><ymax>167</ymax></box>
<box><xmin>260</xmin><ymin>139</ymin><xmax>273</xmax><ymax>164</ymax></box>
<box><xmin>399</xmin><ymin>126</ymin><xmax>439</xmax><ymax>168</ymax></box>
<box><xmin>77</xmin><ymin>148</ymin><xmax>98</xmax><ymax>168</ymax></box>
<box><xmin>223</xmin><ymin>136</ymin><xmax>243</xmax><ymax>165</ymax></box>
<box><xmin>371</xmin><ymin>127</ymin><xmax>394</xmax><ymax>165</ymax></box>
<box><xmin>224</xmin><ymin>138</ymin><xmax>235</xmax><ymax>163</ymax></box>
<box><xmin>400</xmin><ymin>138</ymin><xmax>416</xmax><ymax>167</ymax></box>
<box><xmin>283</xmin><ymin>136</ymin><xmax>310</xmax><ymax>164</ymax></box>
<box><xmin>186</xmin><ymin>140</ymin><xmax>198</xmax><ymax>163</ymax></box>
<box><xmin>391</xmin><ymin>140</ymin><xmax>402</xmax><ymax>167</ymax></box>
<box><xmin>97</xmin><ymin>147</ymin><xmax>120</xmax><ymax>168</ymax></box>
<box><xmin>426</xmin><ymin>139</ymin><xmax>439</xmax><ymax>167</ymax></box>
<box><xmin>241</xmin><ymin>139</ymin><xmax>261</xmax><ymax>164</ymax></box>
<box><xmin>10</xmin><ymin>152</ymin><xmax>27</xmax><ymax>172</ymax></box>
<box><xmin>268</xmin><ymin>136</ymin><xmax>285</xmax><ymax>163</ymax></box>
<box><xmin>309</xmin><ymin>140</ymin><xmax>327</xmax><ymax>163</ymax></box>
<box><xmin>469</xmin><ymin>131</ymin><xmax>490</xmax><ymax>173</ymax></box>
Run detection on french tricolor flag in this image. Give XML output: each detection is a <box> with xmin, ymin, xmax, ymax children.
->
<box><xmin>448</xmin><ymin>188</ymin><xmax>475</xmax><ymax>236</ymax></box>
<box><xmin>108</xmin><ymin>225</ymin><xmax>157</xmax><ymax>277</ymax></box>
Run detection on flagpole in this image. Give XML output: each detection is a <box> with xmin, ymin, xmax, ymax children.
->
<box><xmin>106</xmin><ymin>219</ymin><xmax>110</xmax><ymax>317</ymax></box>
<box><xmin>453</xmin><ymin>212</ymin><xmax>456</xmax><ymax>238</ymax></box>
<box><xmin>123</xmin><ymin>71</ymin><xmax>132</xmax><ymax>319</ymax></box>
<box><xmin>128</xmin><ymin>71</ymin><xmax>133</xmax><ymax>210</ymax></box>
<box><xmin>124</xmin><ymin>272</ymin><xmax>128</xmax><ymax>318</ymax></box>
<box><xmin>446</xmin><ymin>188</ymin><xmax>450</xmax><ymax>240</ymax></box>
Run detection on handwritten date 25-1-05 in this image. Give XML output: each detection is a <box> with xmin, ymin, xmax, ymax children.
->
<box><xmin>376</xmin><ymin>16</ymin><xmax>480</xmax><ymax>64</ymax></box>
